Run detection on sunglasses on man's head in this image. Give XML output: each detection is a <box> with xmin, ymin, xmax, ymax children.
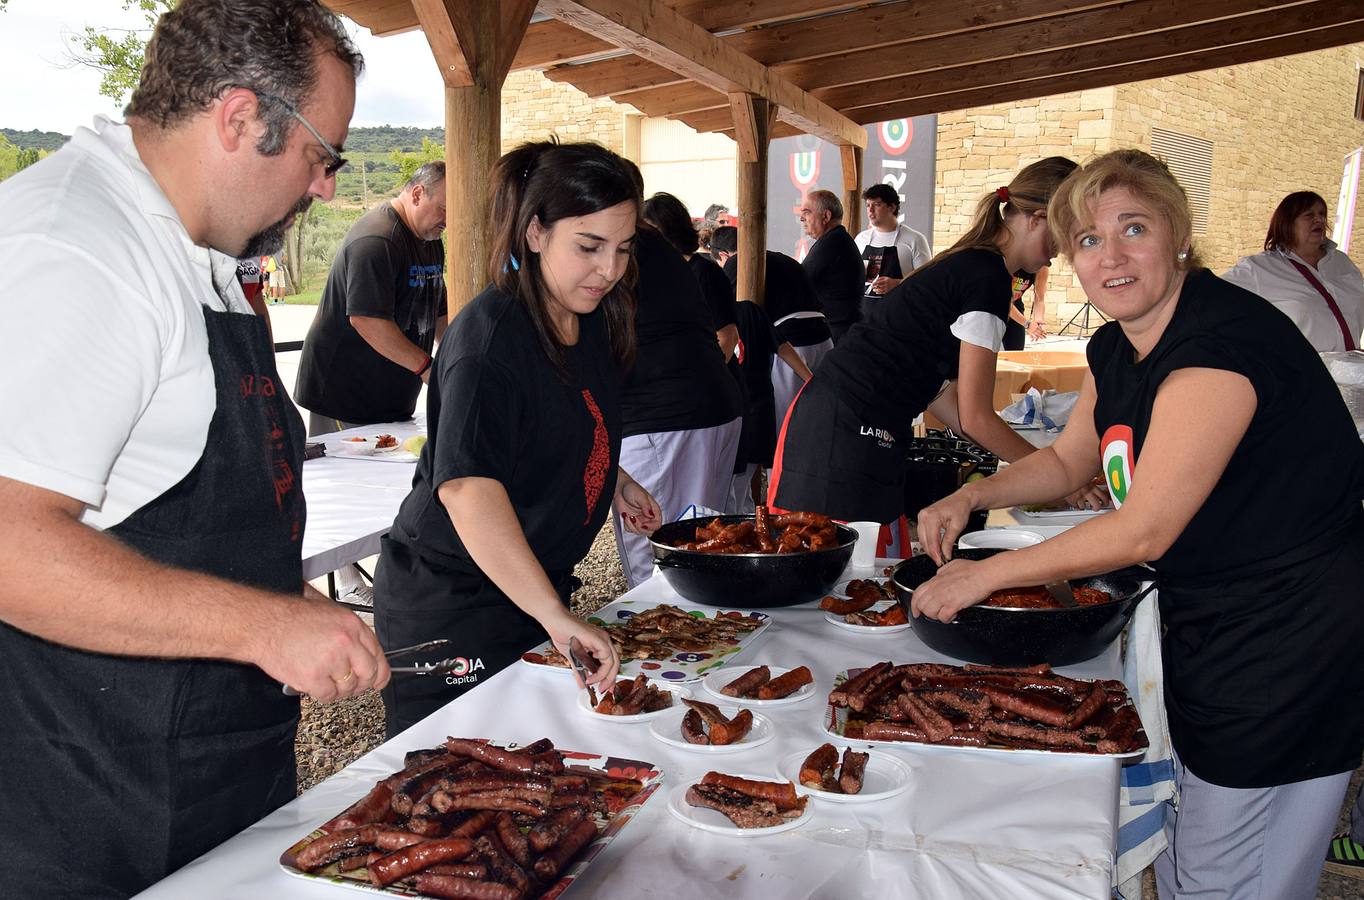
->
<box><xmin>251</xmin><ymin>89</ymin><xmax>348</xmax><ymax>178</ymax></box>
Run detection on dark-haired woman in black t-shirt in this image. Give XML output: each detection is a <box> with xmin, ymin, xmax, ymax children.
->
<box><xmin>372</xmin><ymin>143</ymin><xmax>661</xmax><ymax>737</ymax></box>
<box><xmin>768</xmin><ymin>157</ymin><xmax>1087</xmax><ymax>538</ymax></box>
<box><xmin>913</xmin><ymin>150</ymin><xmax>1364</xmax><ymax>899</ymax></box>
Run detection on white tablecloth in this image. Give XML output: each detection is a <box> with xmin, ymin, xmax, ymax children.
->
<box><xmin>136</xmin><ymin>560</ymin><xmax>1123</xmax><ymax>900</ymax></box>
<box><xmin>300</xmin><ymin>419</ymin><xmax>424</xmax><ymax>580</ymax></box>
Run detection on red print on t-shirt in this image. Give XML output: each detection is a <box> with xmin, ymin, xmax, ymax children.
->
<box><xmin>580</xmin><ymin>389</ymin><xmax>610</xmax><ymax>524</ymax></box>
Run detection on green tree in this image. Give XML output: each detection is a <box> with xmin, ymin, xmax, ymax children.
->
<box><xmin>70</xmin><ymin>0</ymin><xmax>176</xmax><ymax>105</ymax></box>
<box><xmin>389</xmin><ymin>136</ymin><xmax>445</xmax><ymax>183</ymax></box>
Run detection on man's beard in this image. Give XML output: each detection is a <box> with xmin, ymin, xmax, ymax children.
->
<box><xmin>241</xmin><ymin>196</ymin><xmax>312</xmax><ymax>258</ymax></box>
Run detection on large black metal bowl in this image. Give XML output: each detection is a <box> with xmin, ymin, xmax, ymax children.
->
<box><xmin>648</xmin><ymin>515</ymin><xmax>858</xmax><ymax>608</ymax></box>
<box><xmin>891</xmin><ymin>548</ymin><xmax>1155</xmax><ymax>666</ymax></box>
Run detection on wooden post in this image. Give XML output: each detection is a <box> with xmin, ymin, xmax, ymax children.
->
<box><xmin>841</xmin><ymin>143</ymin><xmax>863</xmax><ymax>235</ymax></box>
<box><xmin>412</xmin><ymin>0</ymin><xmax>536</xmax><ymax>315</ymax></box>
<box><xmin>730</xmin><ymin>93</ymin><xmax>773</xmax><ymax>306</ymax></box>
<box><xmin>445</xmin><ymin>82</ymin><xmax>499</xmax><ymax>315</ymax></box>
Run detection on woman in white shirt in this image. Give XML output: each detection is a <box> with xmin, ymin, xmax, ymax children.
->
<box><xmin>1223</xmin><ymin>191</ymin><xmax>1364</xmax><ymax>351</ymax></box>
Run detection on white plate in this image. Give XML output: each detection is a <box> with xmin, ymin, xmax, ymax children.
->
<box><xmin>648</xmin><ymin>706</ymin><xmax>775</xmax><ymax>753</ymax></box>
<box><xmin>822</xmin><ymin>601</ymin><xmax>911</xmax><ymax>634</ymax></box>
<box><xmin>327</xmin><ymin>445</ymin><xmax>418</xmax><ymax>463</ymax></box>
<box><xmin>1011</xmin><ymin>505</ymin><xmax>1109</xmax><ymax>521</ymax></box>
<box><xmin>830</xmin><ymin>574</ymin><xmax>896</xmax><ymax>598</ymax></box>
<box><xmin>777</xmin><ymin>748</ymin><xmax>913</xmax><ymax>803</ymax></box>
<box><xmin>956</xmin><ymin>529</ymin><xmax>1044</xmax><ymax>550</ymax></box>
<box><xmin>701</xmin><ymin>665</ymin><xmax>816</xmax><ymax>706</ymax></box>
<box><xmin>666</xmin><ymin>779</ymin><xmax>813</xmax><ymax>836</ymax></box>
<box><xmin>577</xmin><ymin>683</ymin><xmax>691</xmax><ymax>723</ymax></box>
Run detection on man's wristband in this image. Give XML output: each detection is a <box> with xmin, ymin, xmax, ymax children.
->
<box><xmin>413</xmin><ymin>355</ymin><xmax>433</xmax><ymax>377</ymax></box>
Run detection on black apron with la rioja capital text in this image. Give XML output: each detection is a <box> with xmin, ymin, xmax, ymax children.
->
<box><xmin>0</xmin><ymin>305</ymin><xmax>307</xmax><ymax>898</ymax></box>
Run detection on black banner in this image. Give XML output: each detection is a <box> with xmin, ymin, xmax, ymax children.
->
<box><xmin>766</xmin><ymin>115</ymin><xmax>937</xmax><ymax>260</ymax></box>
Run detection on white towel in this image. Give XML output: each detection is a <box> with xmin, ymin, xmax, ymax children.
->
<box><xmin>1114</xmin><ymin>587</ymin><xmax>1175</xmax><ymax>899</ymax></box>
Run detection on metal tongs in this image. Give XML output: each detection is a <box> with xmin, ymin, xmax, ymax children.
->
<box><xmin>567</xmin><ymin>637</ymin><xmax>601</xmax><ymax>707</ymax></box>
<box><xmin>281</xmin><ymin>638</ymin><xmax>459</xmax><ymax>695</ymax></box>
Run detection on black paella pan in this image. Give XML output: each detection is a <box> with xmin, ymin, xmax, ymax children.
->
<box><xmin>648</xmin><ymin>515</ymin><xmax>858</xmax><ymax>608</ymax></box>
<box><xmin>891</xmin><ymin>548</ymin><xmax>1156</xmax><ymax>666</ymax></box>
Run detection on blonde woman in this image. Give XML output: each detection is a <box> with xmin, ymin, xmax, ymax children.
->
<box><xmin>913</xmin><ymin>150</ymin><xmax>1364</xmax><ymax>900</ymax></box>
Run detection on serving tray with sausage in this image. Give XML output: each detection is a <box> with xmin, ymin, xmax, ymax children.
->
<box><xmin>824</xmin><ymin>662</ymin><xmax>1148</xmax><ymax>758</ymax></box>
<box><xmin>280</xmin><ymin>737</ymin><xmax>663</xmax><ymax>899</ymax></box>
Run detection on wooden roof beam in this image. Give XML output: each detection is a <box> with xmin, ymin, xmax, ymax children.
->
<box><xmin>843</xmin><ymin>20</ymin><xmax>1364</xmax><ymax>123</ymax></box>
<box><xmin>537</xmin><ymin>0</ymin><xmax>866</xmax><ymax>147</ymax></box>
<box><xmin>544</xmin><ymin>0</ymin><xmax>1124</xmax><ymax>100</ymax></box>
<box><xmin>781</xmin><ymin>0</ymin><xmax>1305</xmax><ymax>91</ymax></box>
<box><xmin>407</xmin><ymin>0</ymin><xmax>536</xmax><ymax>86</ymax></box>
<box><xmin>814</xmin><ymin>0</ymin><xmax>1352</xmax><ymax>112</ymax></box>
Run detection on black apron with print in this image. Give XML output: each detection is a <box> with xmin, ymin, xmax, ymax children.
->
<box><xmin>0</xmin><ymin>306</ymin><xmax>306</xmax><ymax>898</ymax></box>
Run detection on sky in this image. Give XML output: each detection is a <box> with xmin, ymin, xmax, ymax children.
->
<box><xmin>0</xmin><ymin>0</ymin><xmax>447</xmax><ymax>135</ymax></box>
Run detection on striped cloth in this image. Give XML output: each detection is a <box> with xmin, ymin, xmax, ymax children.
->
<box><xmin>1115</xmin><ymin>587</ymin><xmax>1175</xmax><ymax>899</ymax></box>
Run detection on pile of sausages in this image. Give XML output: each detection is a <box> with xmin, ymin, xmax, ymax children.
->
<box><xmin>671</xmin><ymin>507</ymin><xmax>839</xmax><ymax>553</ymax></box>
<box><xmin>831</xmin><ymin>662</ymin><xmax>1147</xmax><ymax>754</ymax></box>
<box><xmin>592</xmin><ymin>675</ymin><xmax>674</xmax><ymax>715</ymax></box>
<box><xmin>680</xmin><ymin>698</ymin><xmax>753</xmax><ymax>745</ymax></box>
<box><xmin>287</xmin><ymin>738</ymin><xmax>645</xmax><ymax>899</ymax></box>
<box><xmin>820</xmin><ymin>580</ymin><xmax>907</xmax><ymax>626</ymax></box>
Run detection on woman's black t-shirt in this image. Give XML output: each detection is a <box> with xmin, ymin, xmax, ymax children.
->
<box><xmin>686</xmin><ymin>254</ymin><xmax>738</xmax><ymax>333</ymax></box>
<box><xmin>815</xmin><ymin>247</ymin><xmax>1012</xmax><ymax>433</ymax></box>
<box><xmin>733</xmin><ymin>300</ymin><xmax>783</xmax><ymax>469</ymax></box>
<box><xmin>1089</xmin><ymin>268</ymin><xmax>1364</xmax><ymax>579</ymax></box>
<box><xmin>387</xmin><ymin>286</ymin><xmax>622</xmax><ymax>576</ymax></box>
<box><xmin>623</xmin><ymin>229</ymin><xmax>742</xmax><ymax>437</ymax></box>
<box><xmin>1089</xmin><ymin>268</ymin><xmax>1364</xmax><ymax>787</ymax></box>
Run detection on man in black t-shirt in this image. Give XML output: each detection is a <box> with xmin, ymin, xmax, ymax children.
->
<box><xmin>295</xmin><ymin>161</ymin><xmax>449</xmax><ymax>435</ymax></box>
<box><xmin>799</xmin><ymin>189</ymin><xmax>863</xmax><ymax>342</ymax></box>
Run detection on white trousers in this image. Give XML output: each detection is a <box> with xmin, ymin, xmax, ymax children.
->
<box><xmin>1155</xmin><ymin>755</ymin><xmax>1350</xmax><ymax>900</ymax></box>
<box><xmin>771</xmin><ymin>338</ymin><xmax>832</xmax><ymax>440</ymax></box>
<box><xmin>613</xmin><ymin>417</ymin><xmax>742</xmax><ymax>588</ymax></box>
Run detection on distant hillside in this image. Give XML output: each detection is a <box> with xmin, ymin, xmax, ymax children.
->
<box><xmin>346</xmin><ymin>125</ymin><xmax>444</xmax><ymax>153</ymax></box>
<box><xmin>2</xmin><ymin>128</ymin><xmax>68</xmax><ymax>152</ymax></box>
<box><xmin>0</xmin><ymin>124</ymin><xmax>441</xmax><ymax>155</ymax></box>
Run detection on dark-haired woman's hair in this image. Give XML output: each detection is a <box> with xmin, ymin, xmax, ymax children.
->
<box><xmin>710</xmin><ymin>225</ymin><xmax>738</xmax><ymax>255</ymax></box>
<box><xmin>642</xmin><ymin>193</ymin><xmax>700</xmax><ymax>256</ymax></box>
<box><xmin>126</xmin><ymin>0</ymin><xmax>362</xmax><ymax>157</ymax></box>
<box><xmin>489</xmin><ymin>141</ymin><xmax>642</xmax><ymax>375</ymax></box>
<box><xmin>1264</xmin><ymin>191</ymin><xmax>1327</xmax><ymax>253</ymax></box>
<box><xmin>931</xmin><ymin>157</ymin><xmax>1077</xmax><ymax>274</ymax></box>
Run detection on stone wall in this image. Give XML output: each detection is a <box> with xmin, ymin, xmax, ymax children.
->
<box><xmin>1112</xmin><ymin>44</ymin><xmax>1364</xmax><ymax>272</ymax></box>
<box><xmin>934</xmin><ymin>44</ymin><xmax>1364</xmax><ymax>330</ymax></box>
<box><xmin>934</xmin><ymin>88</ymin><xmax>1119</xmax><ymax>332</ymax></box>
<box><xmin>500</xmin><ymin>70</ymin><xmax>629</xmax><ymax>155</ymax></box>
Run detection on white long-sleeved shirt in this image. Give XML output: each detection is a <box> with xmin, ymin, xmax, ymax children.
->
<box><xmin>1223</xmin><ymin>243</ymin><xmax>1364</xmax><ymax>352</ymax></box>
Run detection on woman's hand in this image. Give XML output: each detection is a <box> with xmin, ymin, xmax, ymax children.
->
<box><xmin>916</xmin><ymin>488</ymin><xmax>977</xmax><ymax>565</ymax></box>
<box><xmin>1063</xmin><ymin>477</ymin><xmax>1110</xmax><ymax>512</ymax></box>
<box><xmin>909</xmin><ymin>558</ymin><xmax>996</xmax><ymax>623</ymax></box>
<box><xmin>543</xmin><ymin>608</ymin><xmax>620</xmax><ymax>690</ymax></box>
<box><xmin>1027</xmin><ymin>318</ymin><xmax>1047</xmax><ymax>341</ymax></box>
<box><xmin>615</xmin><ymin>472</ymin><xmax>661</xmax><ymax>536</ymax></box>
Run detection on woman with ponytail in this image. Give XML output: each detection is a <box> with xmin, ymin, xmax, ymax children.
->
<box><xmin>372</xmin><ymin>142</ymin><xmax>661</xmax><ymax>736</ymax></box>
<box><xmin>769</xmin><ymin>157</ymin><xmax>1090</xmax><ymax>540</ymax></box>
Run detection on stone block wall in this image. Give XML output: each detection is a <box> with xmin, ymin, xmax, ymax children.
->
<box><xmin>1112</xmin><ymin>44</ymin><xmax>1364</xmax><ymax>273</ymax></box>
<box><xmin>934</xmin><ymin>88</ymin><xmax>1118</xmax><ymax>332</ymax></box>
<box><xmin>500</xmin><ymin>70</ymin><xmax>628</xmax><ymax>155</ymax></box>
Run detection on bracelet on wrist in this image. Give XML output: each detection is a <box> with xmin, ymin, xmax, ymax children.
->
<box><xmin>413</xmin><ymin>355</ymin><xmax>433</xmax><ymax>377</ymax></box>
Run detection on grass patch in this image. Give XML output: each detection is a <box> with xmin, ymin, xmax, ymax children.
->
<box><xmin>282</xmin><ymin>287</ymin><xmax>323</xmax><ymax>306</ymax></box>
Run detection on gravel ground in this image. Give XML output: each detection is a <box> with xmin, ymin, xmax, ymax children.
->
<box><xmin>295</xmin><ymin>524</ymin><xmax>1364</xmax><ymax>897</ymax></box>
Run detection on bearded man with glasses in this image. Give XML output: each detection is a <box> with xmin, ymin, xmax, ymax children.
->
<box><xmin>0</xmin><ymin>2</ymin><xmax>391</xmax><ymax>896</ymax></box>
